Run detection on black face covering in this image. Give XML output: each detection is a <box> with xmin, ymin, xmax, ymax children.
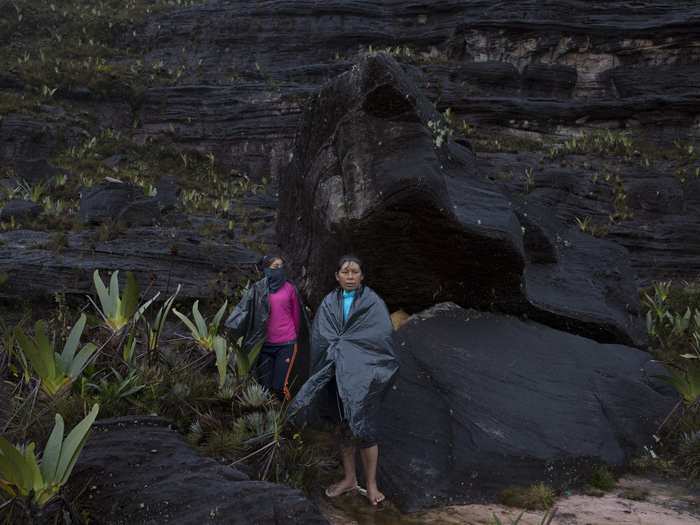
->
<box><xmin>264</xmin><ymin>267</ymin><xmax>286</xmax><ymax>292</ymax></box>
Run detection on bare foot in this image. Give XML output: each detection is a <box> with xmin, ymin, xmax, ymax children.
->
<box><xmin>325</xmin><ymin>478</ymin><xmax>358</xmax><ymax>498</ymax></box>
<box><xmin>365</xmin><ymin>486</ymin><xmax>385</xmax><ymax>506</ymax></box>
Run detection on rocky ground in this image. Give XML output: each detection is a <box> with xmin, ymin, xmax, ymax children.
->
<box><xmin>69</xmin><ymin>416</ymin><xmax>328</xmax><ymax>524</ymax></box>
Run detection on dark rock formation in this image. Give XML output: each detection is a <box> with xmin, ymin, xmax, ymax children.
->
<box><xmin>126</xmin><ymin>0</ymin><xmax>699</xmax><ymax>286</ymax></box>
<box><xmin>155</xmin><ymin>176</ymin><xmax>180</xmax><ymax>212</ymax></box>
<box><xmin>2</xmin><ymin>1</ymin><xmax>700</xmax><ymax>300</ymax></box>
<box><xmin>79</xmin><ymin>181</ymin><xmax>143</xmax><ymax>225</ymax></box>
<box><xmin>0</xmin><ymin>227</ymin><xmax>258</xmax><ymax>300</ymax></box>
<box><xmin>0</xmin><ymin>199</ymin><xmax>42</xmax><ymax>221</ymax></box>
<box><xmin>78</xmin><ymin>180</ymin><xmax>163</xmax><ymax>227</ymax></box>
<box><xmin>70</xmin><ymin>417</ymin><xmax>327</xmax><ymax>525</ymax></box>
<box><xmin>480</xmin><ymin>154</ymin><xmax>700</xmax><ymax>286</ymax></box>
<box><xmin>125</xmin><ymin>1</ymin><xmax>700</xmax><ymax>166</ymax></box>
<box><xmin>12</xmin><ymin>158</ymin><xmax>65</xmax><ymax>184</ymax></box>
<box><xmin>277</xmin><ymin>52</ymin><xmax>643</xmax><ymax>344</ymax></box>
<box><xmin>117</xmin><ymin>197</ymin><xmax>162</xmax><ymax>227</ymax></box>
<box><xmin>378</xmin><ymin>303</ymin><xmax>676</xmax><ymax>512</ymax></box>
<box><xmin>0</xmin><ymin>114</ymin><xmax>76</xmax><ymax>164</ymax></box>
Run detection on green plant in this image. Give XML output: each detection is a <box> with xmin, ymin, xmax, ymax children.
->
<box><xmin>90</xmin><ymin>270</ymin><xmax>158</xmax><ymax>333</ymax></box>
<box><xmin>144</xmin><ymin>284</ymin><xmax>181</xmax><ymax>357</ymax></box>
<box><xmin>643</xmin><ymin>281</ymin><xmax>700</xmax><ymax>360</ymax></box>
<box><xmin>575</xmin><ymin>216</ymin><xmax>591</xmax><ymax>232</ymax></box>
<box><xmin>233</xmin><ymin>338</ymin><xmax>264</xmax><ymax>379</ymax></box>
<box><xmin>427</xmin><ymin>109</ymin><xmax>454</xmax><ymax>148</ymax></box>
<box><xmin>238</xmin><ymin>382</ymin><xmax>272</xmax><ymax>409</ymax></box>
<box><xmin>201</xmin><ymin>422</ymin><xmax>248</xmax><ymax>459</ymax></box>
<box><xmin>0</xmin><ymin>216</ymin><xmax>18</xmax><ymax>230</ymax></box>
<box><xmin>588</xmin><ymin>465</ymin><xmax>616</xmax><ymax>491</ymax></box>
<box><xmin>660</xmin><ymin>365</ymin><xmax>700</xmax><ymax>405</ymax></box>
<box><xmin>15</xmin><ymin>179</ymin><xmax>47</xmax><ymax>203</ymax></box>
<box><xmin>524</xmin><ymin>167</ymin><xmax>535</xmax><ymax>193</ymax></box>
<box><xmin>88</xmin><ymin>368</ymin><xmax>145</xmax><ymax>412</ymax></box>
<box><xmin>0</xmin><ymin>404</ymin><xmax>99</xmax><ymax>508</ymax></box>
<box><xmin>609</xmin><ymin>173</ymin><xmax>633</xmax><ymax>222</ymax></box>
<box><xmin>212</xmin><ymin>335</ymin><xmax>232</xmax><ymax>389</ymax></box>
<box><xmin>173</xmin><ymin>300</ymin><xmax>228</xmax><ymax>352</ymax></box>
<box><xmin>232</xmin><ymin>407</ymin><xmax>288</xmax><ymax>480</ymax></box>
<box><xmin>575</xmin><ymin>216</ymin><xmax>609</xmax><ymax>237</ymax></box>
<box><xmin>122</xmin><ymin>332</ymin><xmax>137</xmax><ymax>364</ymax></box>
<box><xmin>676</xmin><ymin>431</ymin><xmax>700</xmax><ymax>480</ymax></box>
<box><xmin>498</xmin><ymin>483</ymin><xmax>555</xmax><ymax>510</ymax></box>
<box><xmin>678</xmin><ymin>431</ymin><xmax>700</xmax><ymax>479</ymax></box>
<box><xmin>1</xmin><ymin>317</ymin><xmax>30</xmax><ymax>382</ymax></box>
<box><xmin>547</xmin><ymin>130</ymin><xmax>636</xmax><ymax>159</ymax></box>
<box><xmin>15</xmin><ymin>314</ymin><xmax>97</xmax><ymax>396</ymax></box>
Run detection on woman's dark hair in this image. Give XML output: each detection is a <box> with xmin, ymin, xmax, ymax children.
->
<box><xmin>259</xmin><ymin>254</ymin><xmax>284</xmax><ymax>270</ymax></box>
<box><xmin>336</xmin><ymin>254</ymin><xmax>363</xmax><ymax>273</ymax></box>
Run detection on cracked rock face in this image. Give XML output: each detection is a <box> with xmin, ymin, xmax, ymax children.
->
<box><xmin>2</xmin><ymin>1</ymin><xmax>700</xmax><ymax>305</ymax></box>
<box><xmin>378</xmin><ymin>303</ymin><xmax>676</xmax><ymax>512</ymax></box>
<box><xmin>278</xmin><ymin>52</ymin><xmax>643</xmax><ymax>345</ymax></box>
<box><xmin>0</xmin><ymin>227</ymin><xmax>259</xmax><ymax>301</ymax></box>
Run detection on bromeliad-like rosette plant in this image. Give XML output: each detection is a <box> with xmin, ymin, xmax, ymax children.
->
<box><xmin>173</xmin><ymin>300</ymin><xmax>228</xmax><ymax>352</ymax></box>
<box><xmin>232</xmin><ymin>337</ymin><xmax>264</xmax><ymax>380</ymax></box>
<box><xmin>90</xmin><ymin>269</ymin><xmax>159</xmax><ymax>334</ymax></box>
<box><xmin>15</xmin><ymin>314</ymin><xmax>97</xmax><ymax>396</ymax></box>
<box><xmin>0</xmin><ymin>404</ymin><xmax>99</xmax><ymax>508</ymax></box>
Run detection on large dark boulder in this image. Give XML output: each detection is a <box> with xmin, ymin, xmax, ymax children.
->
<box><xmin>277</xmin><ymin>52</ymin><xmax>643</xmax><ymax>345</ymax></box>
<box><xmin>378</xmin><ymin>303</ymin><xmax>676</xmax><ymax>512</ymax></box>
<box><xmin>278</xmin><ymin>52</ymin><xmax>523</xmax><ymax>311</ymax></box>
<box><xmin>0</xmin><ymin>199</ymin><xmax>42</xmax><ymax>221</ymax></box>
<box><xmin>515</xmin><ymin>202</ymin><xmax>643</xmax><ymax>343</ymax></box>
<box><xmin>117</xmin><ymin>197</ymin><xmax>162</xmax><ymax>226</ymax></box>
<box><xmin>79</xmin><ymin>181</ymin><xmax>160</xmax><ymax>226</ymax></box>
<box><xmin>70</xmin><ymin>417</ymin><xmax>327</xmax><ymax>524</ymax></box>
<box><xmin>12</xmin><ymin>158</ymin><xmax>64</xmax><ymax>184</ymax></box>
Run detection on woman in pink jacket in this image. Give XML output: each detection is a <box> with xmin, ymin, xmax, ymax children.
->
<box><xmin>226</xmin><ymin>254</ymin><xmax>308</xmax><ymax>401</ymax></box>
<box><xmin>257</xmin><ymin>255</ymin><xmax>301</xmax><ymax>400</ymax></box>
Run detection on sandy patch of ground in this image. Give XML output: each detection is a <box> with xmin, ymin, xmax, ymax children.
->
<box><xmin>319</xmin><ymin>476</ymin><xmax>700</xmax><ymax>525</ymax></box>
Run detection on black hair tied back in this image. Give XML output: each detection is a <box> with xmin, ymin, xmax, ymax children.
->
<box><xmin>259</xmin><ymin>254</ymin><xmax>283</xmax><ymax>270</ymax></box>
<box><xmin>336</xmin><ymin>254</ymin><xmax>363</xmax><ymax>273</ymax></box>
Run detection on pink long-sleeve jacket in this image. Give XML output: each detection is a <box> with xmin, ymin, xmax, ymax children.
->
<box><xmin>265</xmin><ymin>281</ymin><xmax>300</xmax><ymax>344</ymax></box>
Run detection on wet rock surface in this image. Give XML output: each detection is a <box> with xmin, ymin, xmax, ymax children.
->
<box><xmin>277</xmin><ymin>52</ymin><xmax>643</xmax><ymax>344</ymax></box>
<box><xmin>377</xmin><ymin>303</ymin><xmax>676</xmax><ymax>511</ymax></box>
<box><xmin>70</xmin><ymin>417</ymin><xmax>328</xmax><ymax>525</ymax></box>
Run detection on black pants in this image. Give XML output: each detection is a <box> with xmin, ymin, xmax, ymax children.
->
<box><xmin>256</xmin><ymin>343</ymin><xmax>295</xmax><ymax>400</ymax></box>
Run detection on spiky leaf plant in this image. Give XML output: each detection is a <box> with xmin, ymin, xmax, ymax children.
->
<box><xmin>15</xmin><ymin>314</ymin><xmax>97</xmax><ymax>396</ymax></box>
<box><xmin>90</xmin><ymin>270</ymin><xmax>158</xmax><ymax>333</ymax></box>
<box><xmin>0</xmin><ymin>404</ymin><xmax>99</xmax><ymax>507</ymax></box>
